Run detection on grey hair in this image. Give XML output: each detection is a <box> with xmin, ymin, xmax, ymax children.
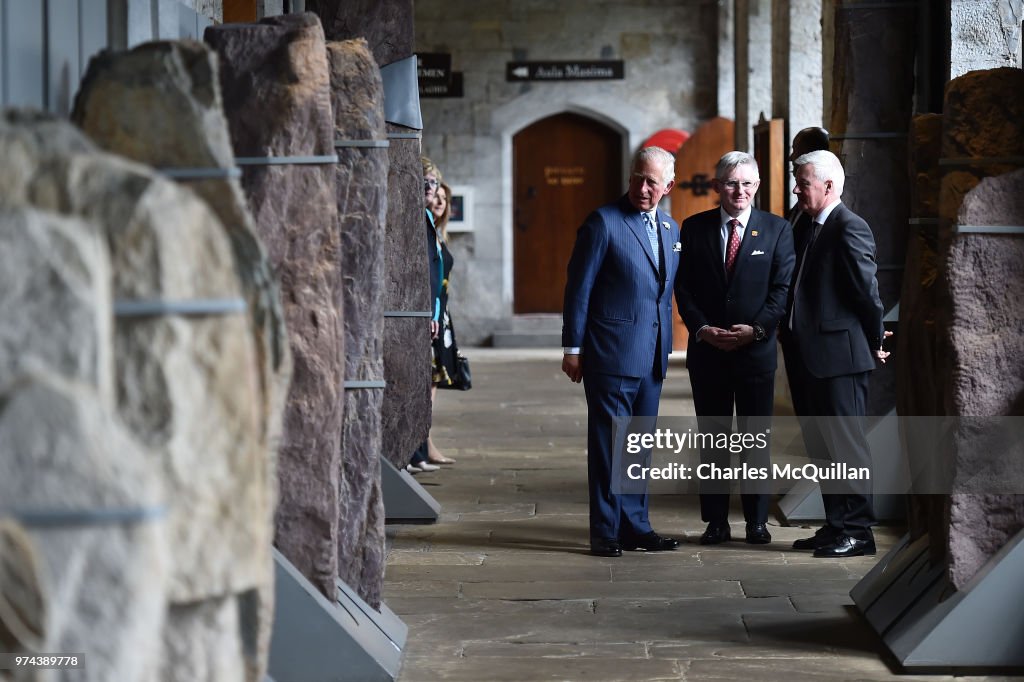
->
<box><xmin>631</xmin><ymin>146</ymin><xmax>676</xmax><ymax>184</ymax></box>
<box><xmin>715</xmin><ymin>151</ymin><xmax>759</xmax><ymax>180</ymax></box>
<box><xmin>794</xmin><ymin>150</ymin><xmax>845</xmax><ymax>196</ymax></box>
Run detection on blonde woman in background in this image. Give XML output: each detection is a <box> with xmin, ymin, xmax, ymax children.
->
<box><xmin>426</xmin><ymin>181</ymin><xmax>458</xmax><ymax>464</ymax></box>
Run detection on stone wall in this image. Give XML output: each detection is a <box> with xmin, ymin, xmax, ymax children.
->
<box><xmin>949</xmin><ymin>0</ymin><xmax>1023</xmax><ymax>78</ymax></box>
<box><xmin>414</xmin><ymin>0</ymin><xmax>719</xmax><ymax>344</ymax></box>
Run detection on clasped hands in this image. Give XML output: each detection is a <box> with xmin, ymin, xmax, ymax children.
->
<box><xmin>875</xmin><ymin>330</ymin><xmax>894</xmax><ymax>364</ymax></box>
<box><xmin>698</xmin><ymin>325</ymin><xmax>755</xmax><ymax>351</ymax></box>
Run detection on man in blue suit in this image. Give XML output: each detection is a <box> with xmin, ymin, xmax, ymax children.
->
<box><xmin>674</xmin><ymin>151</ymin><xmax>795</xmax><ymax>546</ymax></box>
<box><xmin>562</xmin><ymin>146</ymin><xmax>682</xmax><ymax>557</ymax></box>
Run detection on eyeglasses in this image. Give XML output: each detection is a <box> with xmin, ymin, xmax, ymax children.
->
<box><xmin>424</xmin><ymin>178</ymin><xmax>439</xmax><ymax>189</ymax></box>
<box><xmin>721</xmin><ymin>180</ymin><xmax>757</xmax><ymax>190</ymax></box>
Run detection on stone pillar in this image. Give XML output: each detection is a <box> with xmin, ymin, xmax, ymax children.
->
<box><xmin>1</xmin><ymin>110</ymin><xmax>265</xmax><ymax>682</ymax></box>
<box><xmin>771</xmin><ymin>0</ymin><xmax>822</xmax><ymax>207</ymax></box>
<box><xmin>71</xmin><ymin>40</ymin><xmax>291</xmax><ymax>681</ymax></box>
<box><xmin>734</xmin><ymin>0</ymin><xmax>773</xmax><ymax>152</ymax></box>
<box><xmin>309</xmin><ymin>0</ymin><xmax>432</xmax><ymax>468</ymax></box>
<box><xmin>899</xmin><ymin>113</ymin><xmax>945</xmax><ymax>556</ymax></box>
<box><xmin>205</xmin><ymin>13</ymin><xmax>345</xmax><ymax>600</ymax></box>
<box><xmin>829</xmin><ymin>2</ymin><xmax>916</xmax><ymax>415</ymax></box>
<box><xmin>326</xmin><ymin>38</ymin><xmax>389</xmax><ymax>609</ymax></box>
<box><xmin>937</xmin><ymin>67</ymin><xmax>1024</xmax><ymax>590</ymax></box>
<box><xmin>949</xmin><ymin>0</ymin><xmax>1023</xmax><ymax>78</ymax></box>
<box><xmin>716</xmin><ymin>0</ymin><xmax>735</xmax><ymax>121</ymax></box>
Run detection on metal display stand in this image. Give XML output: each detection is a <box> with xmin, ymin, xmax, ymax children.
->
<box><xmin>776</xmin><ymin>411</ymin><xmax>907</xmax><ymax>524</ymax></box>
<box><xmin>381</xmin><ymin>456</ymin><xmax>441</xmax><ymax>524</ymax></box>
<box><xmin>851</xmin><ymin>530</ymin><xmax>1024</xmax><ymax>671</ymax></box>
<box><xmin>268</xmin><ymin>549</ymin><xmax>405</xmax><ymax>682</ymax></box>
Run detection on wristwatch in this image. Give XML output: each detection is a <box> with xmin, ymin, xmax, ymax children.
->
<box><xmin>752</xmin><ymin>322</ymin><xmax>767</xmax><ymax>342</ymax></box>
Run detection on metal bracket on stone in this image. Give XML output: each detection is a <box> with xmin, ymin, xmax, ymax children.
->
<box><xmin>343</xmin><ymin>380</ymin><xmax>387</xmax><ymax>389</ymax></box>
<box><xmin>157</xmin><ymin>167</ymin><xmax>243</xmax><ymax>180</ymax></box>
<box><xmin>268</xmin><ymin>548</ymin><xmax>405</xmax><ymax>682</ymax></box>
<box><xmin>953</xmin><ymin>225</ymin><xmax>1024</xmax><ymax>235</ymax></box>
<box><xmin>884</xmin><ymin>302</ymin><xmax>900</xmax><ymax>323</ymax></box>
<box><xmin>379</xmin><ymin>55</ymin><xmax>423</xmax><ymax>130</ymax></box>
<box><xmin>234</xmin><ymin>155</ymin><xmax>340</xmax><ymax>166</ymax></box>
<box><xmin>775</xmin><ymin>410</ymin><xmax>906</xmax><ymax>524</ymax></box>
<box><xmin>851</xmin><ymin>529</ymin><xmax>1024</xmax><ymax>669</ymax></box>
<box><xmin>1</xmin><ymin>507</ymin><xmax>168</xmax><ymax>527</ymax></box>
<box><xmin>837</xmin><ymin>1</ymin><xmax>917</xmax><ymax>9</ymax></box>
<box><xmin>114</xmin><ymin>298</ymin><xmax>247</xmax><ymax>317</ymax></box>
<box><xmin>386</xmin><ymin>132</ymin><xmax>421</xmax><ymax>140</ymax></box>
<box><xmin>380</xmin><ymin>457</ymin><xmax>440</xmax><ymax>524</ymax></box>
<box><xmin>831</xmin><ymin>132</ymin><xmax>907</xmax><ymax>140</ymax></box>
<box><xmin>939</xmin><ymin>156</ymin><xmax>1024</xmax><ymax>167</ymax></box>
<box><xmin>876</xmin><ymin>263</ymin><xmax>906</xmax><ymax>271</ymax></box>
<box><xmin>334</xmin><ymin>139</ymin><xmax>391</xmax><ymax>149</ymax></box>
<box><xmin>909</xmin><ymin>218</ymin><xmax>939</xmax><ymax>226</ymax></box>
<box><xmin>383</xmin><ymin>311</ymin><xmax>432</xmax><ymax>318</ymax></box>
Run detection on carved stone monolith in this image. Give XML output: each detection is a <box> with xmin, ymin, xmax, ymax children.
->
<box><xmin>205</xmin><ymin>13</ymin><xmax>345</xmax><ymax>599</ymax></box>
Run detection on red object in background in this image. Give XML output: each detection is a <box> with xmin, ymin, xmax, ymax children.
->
<box><xmin>642</xmin><ymin>128</ymin><xmax>690</xmax><ymax>154</ymax></box>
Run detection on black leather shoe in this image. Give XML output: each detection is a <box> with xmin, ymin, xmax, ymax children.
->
<box><xmin>792</xmin><ymin>526</ymin><xmax>840</xmax><ymax>550</ymax></box>
<box><xmin>622</xmin><ymin>531</ymin><xmax>680</xmax><ymax>551</ymax></box>
<box><xmin>699</xmin><ymin>522</ymin><xmax>731</xmax><ymax>545</ymax></box>
<box><xmin>745</xmin><ymin>522</ymin><xmax>772</xmax><ymax>545</ymax></box>
<box><xmin>812</xmin><ymin>534</ymin><xmax>876</xmax><ymax>558</ymax></box>
<box><xmin>590</xmin><ymin>538</ymin><xmax>622</xmax><ymax>557</ymax></box>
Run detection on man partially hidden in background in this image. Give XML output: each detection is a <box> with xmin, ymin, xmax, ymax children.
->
<box><xmin>562</xmin><ymin>147</ymin><xmax>681</xmax><ymax>558</ymax></box>
<box><xmin>674</xmin><ymin>151</ymin><xmax>795</xmax><ymax>546</ymax></box>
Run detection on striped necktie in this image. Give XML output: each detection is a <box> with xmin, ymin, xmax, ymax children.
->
<box><xmin>643</xmin><ymin>213</ymin><xmax>660</xmax><ymax>269</ymax></box>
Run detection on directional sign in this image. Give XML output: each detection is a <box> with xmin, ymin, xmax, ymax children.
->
<box><xmin>506</xmin><ymin>60</ymin><xmax>625</xmax><ymax>82</ymax></box>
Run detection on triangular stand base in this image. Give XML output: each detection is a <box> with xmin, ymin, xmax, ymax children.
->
<box><xmin>268</xmin><ymin>549</ymin><xmax>406</xmax><ymax>681</ymax></box>
<box><xmin>381</xmin><ymin>456</ymin><xmax>440</xmax><ymax>523</ymax></box>
<box><xmin>851</xmin><ymin>530</ymin><xmax>1024</xmax><ymax>671</ymax></box>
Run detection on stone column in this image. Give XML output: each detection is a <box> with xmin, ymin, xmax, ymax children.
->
<box><xmin>71</xmin><ymin>40</ymin><xmax>291</xmax><ymax>681</ymax></box>
<box><xmin>309</xmin><ymin>0</ymin><xmax>432</xmax><ymax>468</ymax></box>
<box><xmin>829</xmin><ymin>2</ymin><xmax>916</xmax><ymax>415</ymax></box>
<box><xmin>327</xmin><ymin>38</ymin><xmax>389</xmax><ymax>610</ymax></box>
<box><xmin>734</xmin><ymin>0</ymin><xmax>773</xmax><ymax>152</ymax></box>
<box><xmin>937</xmin><ymin>67</ymin><xmax>1024</xmax><ymax>590</ymax></box>
<box><xmin>206</xmin><ymin>13</ymin><xmax>345</xmax><ymax>600</ymax></box>
<box><xmin>771</xmin><ymin>0</ymin><xmax>822</xmax><ymax>207</ymax></box>
<box><xmin>716</xmin><ymin>0</ymin><xmax>735</xmax><ymax>121</ymax></box>
<box><xmin>899</xmin><ymin>113</ymin><xmax>945</xmax><ymax>557</ymax></box>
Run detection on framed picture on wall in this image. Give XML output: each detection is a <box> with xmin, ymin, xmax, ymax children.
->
<box><xmin>447</xmin><ymin>185</ymin><xmax>474</xmax><ymax>232</ymax></box>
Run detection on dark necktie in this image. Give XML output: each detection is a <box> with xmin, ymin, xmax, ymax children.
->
<box><xmin>725</xmin><ymin>218</ymin><xmax>741</xmax><ymax>278</ymax></box>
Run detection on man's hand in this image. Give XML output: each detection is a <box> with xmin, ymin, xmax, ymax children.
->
<box><xmin>728</xmin><ymin>324</ymin><xmax>755</xmax><ymax>349</ymax></box>
<box><xmin>430</xmin><ymin>319</ymin><xmax>439</xmax><ymax>340</ymax></box>
<box><xmin>875</xmin><ymin>330</ymin><xmax>894</xmax><ymax>363</ymax></box>
<box><xmin>562</xmin><ymin>354</ymin><xmax>583</xmax><ymax>383</ymax></box>
<box><xmin>699</xmin><ymin>326</ymin><xmax>741</xmax><ymax>352</ymax></box>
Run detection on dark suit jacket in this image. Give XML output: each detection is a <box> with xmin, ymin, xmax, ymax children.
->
<box><xmin>674</xmin><ymin>207</ymin><xmax>795</xmax><ymax>373</ymax></box>
<box><xmin>782</xmin><ymin>202</ymin><xmax>884</xmax><ymax>379</ymax></box>
<box><xmin>562</xmin><ymin>194</ymin><xmax>681</xmax><ymax>379</ymax></box>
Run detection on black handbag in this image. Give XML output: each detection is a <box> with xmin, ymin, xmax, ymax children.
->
<box><xmin>449</xmin><ymin>352</ymin><xmax>472</xmax><ymax>390</ymax></box>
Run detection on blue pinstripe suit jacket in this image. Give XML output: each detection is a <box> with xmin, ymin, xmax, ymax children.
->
<box><xmin>562</xmin><ymin>194</ymin><xmax>681</xmax><ymax>379</ymax></box>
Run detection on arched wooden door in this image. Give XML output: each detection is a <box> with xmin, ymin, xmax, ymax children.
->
<box><xmin>513</xmin><ymin>113</ymin><xmax>622</xmax><ymax>313</ymax></box>
<box><xmin>669</xmin><ymin>116</ymin><xmax>735</xmax><ymax>350</ymax></box>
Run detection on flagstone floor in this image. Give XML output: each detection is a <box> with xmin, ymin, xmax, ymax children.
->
<box><xmin>385</xmin><ymin>350</ymin><xmax>1013</xmax><ymax>682</ymax></box>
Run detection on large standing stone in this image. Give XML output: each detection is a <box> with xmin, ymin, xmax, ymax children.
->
<box><xmin>0</xmin><ymin>368</ymin><xmax>168</xmax><ymax>682</ymax></box>
<box><xmin>327</xmin><ymin>39</ymin><xmax>388</xmax><ymax>609</ymax></box>
<box><xmin>830</xmin><ymin>3</ymin><xmax>917</xmax><ymax>415</ymax></box>
<box><xmin>1</xmin><ymin>112</ymin><xmax>264</xmax><ymax>681</ymax></box>
<box><xmin>311</xmin><ymin>0</ymin><xmax>432</xmax><ymax>469</ymax></box>
<box><xmin>937</xmin><ymin>67</ymin><xmax>1024</xmax><ymax>590</ymax></box>
<box><xmin>70</xmin><ymin>40</ymin><xmax>290</xmax><ymax>682</ymax></box>
<box><xmin>205</xmin><ymin>13</ymin><xmax>345</xmax><ymax>599</ymax></box>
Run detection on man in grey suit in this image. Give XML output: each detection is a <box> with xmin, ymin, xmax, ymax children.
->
<box><xmin>562</xmin><ymin>146</ymin><xmax>682</xmax><ymax>557</ymax></box>
<box><xmin>674</xmin><ymin>151</ymin><xmax>795</xmax><ymax>546</ymax></box>
<box><xmin>781</xmin><ymin>150</ymin><xmax>891</xmax><ymax>558</ymax></box>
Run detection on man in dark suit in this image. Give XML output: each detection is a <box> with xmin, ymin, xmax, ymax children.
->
<box><xmin>781</xmin><ymin>150</ymin><xmax>891</xmax><ymax>558</ymax></box>
<box><xmin>674</xmin><ymin>151</ymin><xmax>795</xmax><ymax>546</ymax></box>
<box><xmin>562</xmin><ymin>146</ymin><xmax>682</xmax><ymax>557</ymax></box>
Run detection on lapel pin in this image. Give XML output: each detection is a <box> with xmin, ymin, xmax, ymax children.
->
<box><xmin>750</xmin><ymin>230</ymin><xmax>759</xmax><ymax>236</ymax></box>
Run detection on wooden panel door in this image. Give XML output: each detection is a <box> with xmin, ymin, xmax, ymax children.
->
<box><xmin>669</xmin><ymin>117</ymin><xmax>735</xmax><ymax>350</ymax></box>
<box><xmin>513</xmin><ymin>113</ymin><xmax>622</xmax><ymax>313</ymax></box>
<box><xmin>753</xmin><ymin>117</ymin><xmax>785</xmax><ymax>216</ymax></box>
